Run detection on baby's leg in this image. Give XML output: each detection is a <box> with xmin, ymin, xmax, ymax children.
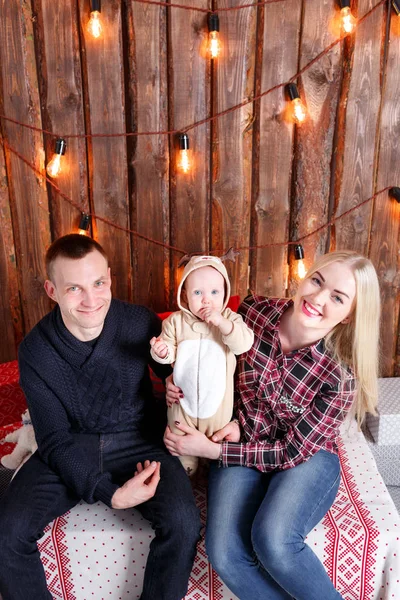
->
<box><xmin>168</xmin><ymin>403</ymin><xmax>199</xmax><ymax>476</ymax></box>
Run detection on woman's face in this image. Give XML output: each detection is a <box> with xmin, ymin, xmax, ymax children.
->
<box><xmin>293</xmin><ymin>261</ymin><xmax>356</xmax><ymax>336</ymax></box>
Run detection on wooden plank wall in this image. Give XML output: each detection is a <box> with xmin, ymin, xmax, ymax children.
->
<box><xmin>0</xmin><ymin>0</ymin><xmax>399</xmax><ymax>376</ymax></box>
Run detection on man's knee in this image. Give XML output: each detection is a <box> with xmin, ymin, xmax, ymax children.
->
<box><xmin>163</xmin><ymin>499</ymin><xmax>201</xmax><ymax>545</ymax></box>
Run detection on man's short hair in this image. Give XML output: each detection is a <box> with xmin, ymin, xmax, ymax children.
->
<box><xmin>46</xmin><ymin>234</ymin><xmax>109</xmax><ymax>280</ymax></box>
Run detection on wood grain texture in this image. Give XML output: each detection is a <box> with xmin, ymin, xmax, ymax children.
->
<box><xmin>169</xmin><ymin>0</ymin><xmax>210</xmax><ymax>307</ymax></box>
<box><xmin>332</xmin><ymin>0</ymin><xmax>385</xmax><ymax>254</ymax></box>
<box><xmin>0</xmin><ymin>142</ymin><xmax>23</xmax><ymax>361</ymax></box>
<box><xmin>289</xmin><ymin>0</ymin><xmax>343</xmax><ymax>295</ymax></box>
<box><xmin>32</xmin><ymin>0</ymin><xmax>89</xmax><ymax>239</ymax></box>
<box><xmin>211</xmin><ymin>1</ymin><xmax>256</xmax><ymax>299</ymax></box>
<box><xmin>369</xmin><ymin>11</ymin><xmax>400</xmax><ymax>377</ymax></box>
<box><xmin>0</xmin><ymin>0</ymin><xmax>52</xmax><ymax>333</ymax></box>
<box><xmin>125</xmin><ymin>0</ymin><xmax>170</xmax><ymax>311</ymax></box>
<box><xmin>251</xmin><ymin>0</ymin><xmax>301</xmax><ymax>298</ymax></box>
<box><xmin>79</xmin><ymin>0</ymin><xmax>131</xmax><ymax>302</ymax></box>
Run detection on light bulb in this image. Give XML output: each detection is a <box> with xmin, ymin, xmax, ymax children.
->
<box><xmin>177</xmin><ymin>134</ymin><xmax>191</xmax><ymax>173</ymax></box>
<box><xmin>209</xmin><ymin>31</ymin><xmax>221</xmax><ymax>59</ymax></box>
<box><xmin>340</xmin><ymin>7</ymin><xmax>356</xmax><ymax>33</ymax></box>
<box><xmin>292</xmin><ymin>98</ymin><xmax>307</xmax><ymax>124</ymax></box>
<box><xmin>392</xmin><ymin>0</ymin><xmax>400</xmax><ymax>16</ymax></box>
<box><xmin>297</xmin><ymin>259</ymin><xmax>306</xmax><ymax>279</ymax></box>
<box><xmin>294</xmin><ymin>244</ymin><xmax>306</xmax><ymax>279</ymax></box>
<box><xmin>178</xmin><ymin>149</ymin><xmax>191</xmax><ymax>173</ymax></box>
<box><xmin>78</xmin><ymin>213</ymin><xmax>91</xmax><ymax>235</ymax></box>
<box><xmin>208</xmin><ymin>13</ymin><xmax>221</xmax><ymax>59</ymax></box>
<box><xmin>46</xmin><ymin>138</ymin><xmax>66</xmax><ymax>178</ymax></box>
<box><xmin>285</xmin><ymin>83</ymin><xmax>307</xmax><ymax>125</ymax></box>
<box><xmin>87</xmin><ymin>11</ymin><xmax>103</xmax><ymax>38</ymax></box>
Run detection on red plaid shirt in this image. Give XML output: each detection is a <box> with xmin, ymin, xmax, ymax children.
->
<box><xmin>221</xmin><ymin>295</ymin><xmax>355</xmax><ymax>471</ymax></box>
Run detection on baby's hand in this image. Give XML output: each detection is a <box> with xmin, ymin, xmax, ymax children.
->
<box><xmin>198</xmin><ymin>308</ymin><xmax>222</xmax><ymax>327</ymax></box>
<box><xmin>150</xmin><ymin>336</ymin><xmax>169</xmax><ymax>359</ymax></box>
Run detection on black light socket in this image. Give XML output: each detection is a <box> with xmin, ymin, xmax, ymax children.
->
<box><xmin>79</xmin><ymin>213</ymin><xmax>91</xmax><ymax>231</ymax></box>
<box><xmin>340</xmin><ymin>0</ymin><xmax>351</xmax><ymax>8</ymax></box>
<box><xmin>54</xmin><ymin>138</ymin><xmax>67</xmax><ymax>156</ymax></box>
<box><xmin>294</xmin><ymin>244</ymin><xmax>305</xmax><ymax>260</ymax></box>
<box><xmin>179</xmin><ymin>133</ymin><xmax>190</xmax><ymax>150</ymax></box>
<box><xmin>208</xmin><ymin>13</ymin><xmax>220</xmax><ymax>32</ymax></box>
<box><xmin>91</xmin><ymin>0</ymin><xmax>101</xmax><ymax>11</ymax></box>
<box><xmin>393</xmin><ymin>0</ymin><xmax>400</xmax><ymax>16</ymax></box>
<box><xmin>286</xmin><ymin>83</ymin><xmax>300</xmax><ymax>101</ymax></box>
<box><xmin>389</xmin><ymin>187</ymin><xmax>400</xmax><ymax>204</ymax></box>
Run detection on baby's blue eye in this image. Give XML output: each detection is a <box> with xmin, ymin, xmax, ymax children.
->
<box><xmin>194</xmin><ymin>290</ymin><xmax>201</xmax><ymax>296</ymax></box>
<box><xmin>211</xmin><ymin>290</ymin><xmax>219</xmax><ymax>295</ymax></box>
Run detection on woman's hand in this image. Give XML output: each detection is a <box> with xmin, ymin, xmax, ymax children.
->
<box><xmin>164</xmin><ymin>422</ymin><xmax>221</xmax><ymax>460</ymax></box>
<box><xmin>211</xmin><ymin>421</ymin><xmax>241</xmax><ymax>443</ymax></box>
<box><xmin>165</xmin><ymin>374</ymin><xmax>183</xmax><ymax>407</ymax></box>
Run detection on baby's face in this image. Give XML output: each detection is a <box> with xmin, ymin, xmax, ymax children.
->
<box><xmin>183</xmin><ymin>266</ymin><xmax>225</xmax><ymax>317</ymax></box>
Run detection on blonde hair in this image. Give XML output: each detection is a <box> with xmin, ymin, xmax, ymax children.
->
<box><xmin>305</xmin><ymin>250</ymin><xmax>381</xmax><ymax>424</ymax></box>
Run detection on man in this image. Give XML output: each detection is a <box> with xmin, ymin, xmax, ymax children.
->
<box><xmin>0</xmin><ymin>234</ymin><xmax>200</xmax><ymax>600</ymax></box>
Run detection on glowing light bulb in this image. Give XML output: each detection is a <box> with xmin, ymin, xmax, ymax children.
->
<box><xmin>340</xmin><ymin>6</ymin><xmax>356</xmax><ymax>34</ymax></box>
<box><xmin>285</xmin><ymin>83</ymin><xmax>307</xmax><ymax>125</ymax></box>
<box><xmin>292</xmin><ymin>98</ymin><xmax>307</xmax><ymax>124</ymax></box>
<box><xmin>294</xmin><ymin>244</ymin><xmax>306</xmax><ymax>279</ymax></box>
<box><xmin>177</xmin><ymin>134</ymin><xmax>191</xmax><ymax>174</ymax></box>
<box><xmin>78</xmin><ymin>213</ymin><xmax>91</xmax><ymax>235</ymax></box>
<box><xmin>208</xmin><ymin>14</ymin><xmax>221</xmax><ymax>59</ymax></box>
<box><xmin>87</xmin><ymin>11</ymin><xmax>103</xmax><ymax>38</ymax></box>
<box><xmin>46</xmin><ymin>138</ymin><xmax>66</xmax><ymax>178</ymax></box>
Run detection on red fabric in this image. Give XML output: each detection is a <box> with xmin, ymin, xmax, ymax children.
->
<box><xmin>0</xmin><ymin>361</ymin><xmax>27</xmax><ymax>427</ymax></box>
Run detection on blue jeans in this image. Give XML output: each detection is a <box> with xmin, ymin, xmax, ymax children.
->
<box><xmin>206</xmin><ymin>449</ymin><xmax>344</xmax><ymax>600</ymax></box>
<box><xmin>0</xmin><ymin>431</ymin><xmax>200</xmax><ymax>600</ymax></box>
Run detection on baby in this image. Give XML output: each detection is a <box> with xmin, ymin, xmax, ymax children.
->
<box><xmin>150</xmin><ymin>255</ymin><xmax>254</xmax><ymax>475</ymax></box>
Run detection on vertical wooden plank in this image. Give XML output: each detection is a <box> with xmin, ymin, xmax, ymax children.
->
<box><xmin>125</xmin><ymin>0</ymin><xmax>170</xmax><ymax>311</ymax></box>
<box><xmin>251</xmin><ymin>0</ymin><xmax>301</xmax><ymax>297</ymax></box>
<box><xmin>332</xmin><ymin>0</ymin><xmax>385</xmax><ymax>254</ymax></box>
<box><xmin>369</xmin><ymin>12</ymin><xmax>400</xmax><ymax>377</ymax></box>
<box><xmin>0</xmin><ymin>0</ymin><xmax>51</xmax><ymax>333</ymax></box>
<box><xmin>79</xmin><ymin>0</ymin><xmax>131</xmax><ymax>301</ymax></box>
<box><xmin>289</xmin><ymin>0</ymin><xmax>343</xmax><ymax>295</ymax></box>
<box><xmin>211</xmin><ymin>1</ymin><xmax>256</xmax><ymax>299</ymax></box>
<box><xmin>169</xmin><ymin>2</ymin><xmax>210</xmax><ymax>306</ymax></box>
<box><xmin>32</xmin><ymin>0</ymin><xmax>89</xmax><ymax>238</ymax></box>
<box><xmin>0</xmin><ymin>144</ymin><xmax>23</xmax><ymax>361</ymax></box>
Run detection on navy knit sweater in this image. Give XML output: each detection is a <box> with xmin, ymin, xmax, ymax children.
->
<box><xmin>18</xmin><ymin>299</ymin><xmax>171</xmax><ymax>507</ymax></box>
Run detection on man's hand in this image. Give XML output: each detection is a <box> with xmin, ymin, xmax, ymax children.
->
<box><xmin>165</xmin><ymin>374</ymin><xmax>183</xmax><ymax>407</ymax></box>
<box><xmin>111</xmin><ymin>460</ymin><xmax>161</xmax><ymax>509</ymax></box>
<box><xmin>150</xmin><ymin>336</ymin><xmax>169</xmax><ymax>359</ymax></box>
<box><xmin>211</xmin><ymin>421</ymin><xmax>241</xmax><ymax>443</ymax></box>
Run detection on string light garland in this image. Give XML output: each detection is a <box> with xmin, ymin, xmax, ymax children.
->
<box><xmin>1</xmin><ymin>132</ymin><xmax>396</xmax><ymax>258</ymax></box>
<box><xmin>294</xmin><ymin>244</ymin><xmax>306</xmax><ymax>279</ymax></box>
<box><xmin>78</xmin><ymin>213</ymin><xmax>91</xmax><ymax>235</ymax></box>
<box><xmin>177</xmin><ymin>134</ymin><xmax>191</xmax><ymax>173</ymax></box>
<box><xmin>285</xmin><ymin>83</ymin><xmax>307</xmax><ymax>125</ymax></box>
<box><xmin>0</xmin><ymin>0</ymin><xmax>386</xmax><ymax>142</ymax></box>
<box><xmin>389</xmin><ymin>187</ymin><xmax>400</xmax><ymax>203</ymax></box>
<box><xmin>339</xmin><ymin>0</ymin><xmax>357</xmax><ymax>34</ymax></box>
<box><xmin>46</xmin><ymin>138</ymin><xmax>66</xmax><ymax>178</ymax></box>
<box><xmin>208</xmin><ymin>13</ymin><xmax>222</xmax><ymax>59</ymax></box>
<box><xmin>392</xmin><ymin>0</ymin><xmax>400</xmax><ymax>15</ymax></box>
<box><xmin>87</xmin><ymin>0</ymin><xmax>103</xmax><ymax>39</ymax></box>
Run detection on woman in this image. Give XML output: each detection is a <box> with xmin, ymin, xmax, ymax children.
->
<box><xmin>164</xmin><ymin>250</ymin><xmax>380</xmax><ymax>600</ymax></box>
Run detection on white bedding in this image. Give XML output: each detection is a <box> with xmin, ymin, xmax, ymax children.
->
<box><xmin>35</xmin><ymin>420</ymin><xmax>400</xmax><ymax>600</ymax></box>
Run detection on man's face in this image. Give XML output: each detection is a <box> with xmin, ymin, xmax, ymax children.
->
<box><xmin>44</xmin><ymin>250</ymin><xmax>112</xmax><ymax>341</ymax></box>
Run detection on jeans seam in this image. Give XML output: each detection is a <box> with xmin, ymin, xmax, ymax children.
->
<box><xmin>303</xmin><ymin>470</ymin><xmax>340</xmax><ymax>534</ymax></box>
